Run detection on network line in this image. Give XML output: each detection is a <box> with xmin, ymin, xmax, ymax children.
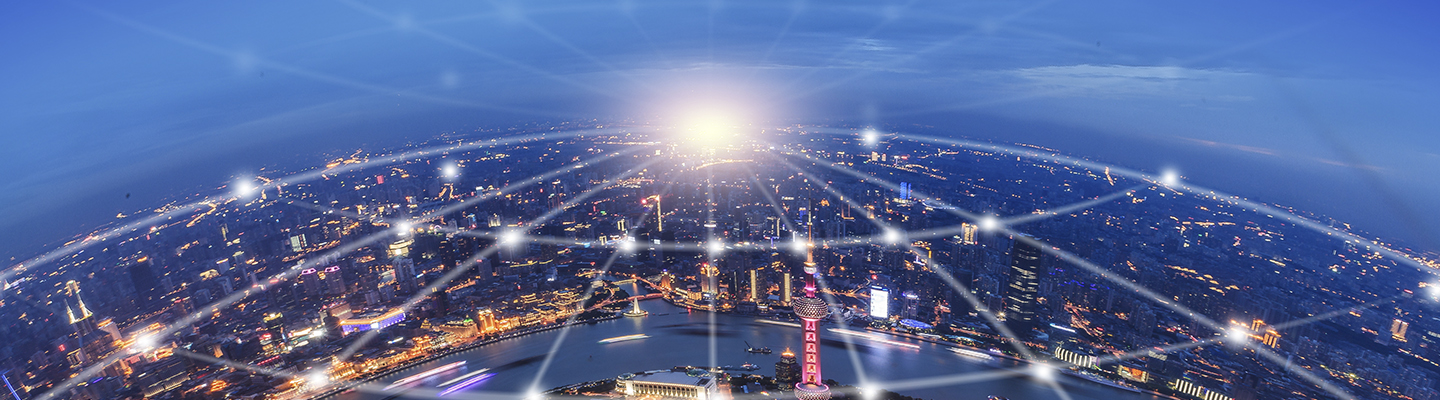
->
<box><xmin>335</xmin><ymin>155</ymin><xmax>667</xmax><ymax>365</ymax></box>
<box><xmin>25</xmin><ymin>131</ymin><xmax>644</xmax><ymax>400</ymax></box>
<box><xmin>741</xmin><ymin>163</ymin><xmax>876</xmax><ymax>385</ymax></box>
<box><xmin>766</xmin><ymin>152</ymin><xmax>1074</xmax><ymax>400</ymax></box>
<box><xmin>792</xmin><ymin>132</ymin><xmax>1358</xmax><ymax>398</ymax></box>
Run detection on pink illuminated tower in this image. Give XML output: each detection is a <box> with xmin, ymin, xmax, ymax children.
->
<box><xmin>791</xmin><ymin>239</ymin><xmax>831</xmax><ymax>399</ymax></box>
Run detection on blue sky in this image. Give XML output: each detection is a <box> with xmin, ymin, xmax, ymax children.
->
<box><xmin>2</xmin><ymin>0</ymin><xmax>1439</xmax><ymax>261</ymax></box>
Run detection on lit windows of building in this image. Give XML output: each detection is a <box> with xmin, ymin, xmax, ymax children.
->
<box><xmin>1393</xmin><ymin>319</ymin><xmax>1410</xmax><ymax>342</ymax></box>
<box><xmin>616</xmin><ymin>370</ymin><xmax>719</xmax><ymax>400</ymax></box>
<box><xmin>340</xmin><ymin>309</ymin><xmax>407</xmax><ymax>335</ymax></box>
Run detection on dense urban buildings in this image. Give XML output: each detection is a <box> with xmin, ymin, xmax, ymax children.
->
<box><xmin>0</xmin><ymin>129</ymin><xmax>1437</xmax><ymax>400</ymax></box>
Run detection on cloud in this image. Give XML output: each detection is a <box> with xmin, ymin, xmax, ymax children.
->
<box><xmin>1003</xmin><ymin>64</ymin><xmax>1259</xmax><ymax>100</ymax></box>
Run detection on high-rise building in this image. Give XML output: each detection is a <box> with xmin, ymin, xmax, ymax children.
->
<box><xmin>792</xmin><ymin>254</ymin><xmax>831</xmax><ymax>399</ymax></box>
<box><xmin>1003</xmin><ymin>239</ymin><xmax>1042</xmax><ymax>335</ymax></box>
<box><xmin>959</xmin><ymin>223</ymin><xmax>978</xmax><ymax>245</ymax></box>
<box><xmin>869</xmin><ymin>286</ymin><xmax>890</xmax><ymax>319</ymax></box>
<box><xmin>749</xmin><ymin>269</ymin><xmax>761</xmax><ymax>302</ymax></box>
<box><xmin>128</xmin><ymin>257</ymin><xmax>163</xmax><ymax>311</ymax></box>
<box><xmin>65</xmin><ymin>281</ymin><xmax>98</xmax><ymax>336</ymax></box>
<box><xmin>1393</xmin><ymin>319</ymin><xmax>1410</xmax><ymax>341</ymax></box>
<box><xmin>775</xmin><ymin>348</ymin><xmax>800</xmax><ymax>389</ymax></box>
<box><xmin>781</xmin><ymin>272</ymin><xmax>793</xmax><ymax>306</ymax></box>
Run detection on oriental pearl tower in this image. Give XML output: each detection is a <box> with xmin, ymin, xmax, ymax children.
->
<box><xmin>791</xmin><ymin>233</ymin><xmax>832</xmax><ymax>400</ymax></box>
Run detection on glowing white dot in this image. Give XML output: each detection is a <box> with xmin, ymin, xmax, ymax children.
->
<box><xmin>707</xmin><ymin>241</ymin><xmax>725</xmax><ymax>256</ymax></box>
<box><xmin>790</xmin><ymin>238</ymin><xmax>810</xmax><ymax>255</ymax></box>
<box><xmin>441</xmin><ymin>163</ymin><xmax>460</xmax><ymax>179</ymax></box>
<box><xmin>978</xmin><ymin>216</ymin><xmax>1001</xmax><ymax>232</ymax></box>
<box><xmin>501</xmin><ymin>230</ymin><xmax>524</xmax><ymax>246</ymax></box>
<box><xmin>883</xmin><ymin>229</ymin><xmax>904</xmax><ymax>245</ymax></box>
<box><xmin>307</xmin><ymin>371</ymin><xmax>329</xmax><ymax>387</ymax></box>
<box><xmin>1029</xmin><ymin>363</ymin><xmax>1055</xmax><ymax>382</ymax></box>
<box><xmin>1160</xmin><ymin>169</ymin><xmax>1181</xmax><ymax>186</ymax></box>
<box><xmin>862</xmin><ymin>129</ymin><xmax>881</xmax><ymax>147</ymax></box>
<box><xmin>395</xmin><ymin>221</ymin><xmax>413</xmax><ymax>236</ymax></box>
<box><xmin>1226</xmin><ymin>327</ymin><xmax>1249</xmax><ymax>344</ymax></box>
<box><xmin>1427</xmin><ymin>283</ymin><xmax>1440</xmax><ymax>299</ymax></box>
<box><xmin>234</xmin><ymin>179</ymin><xmax>258</xmax><ymax>199</ymax></box>
<box><xmin>859</xmin><ymin>384</ymin><xmax>879</xmax><ymax>400</ymax></box>
<box><xmin>619</xmin><ymin>238</ymin><xmax>637</xmax><ymax>253</ymax></box>
<box><xmin>134</xmin><ymin>334</ymin><xmax>158</xmax><ymax>352</ymax></box>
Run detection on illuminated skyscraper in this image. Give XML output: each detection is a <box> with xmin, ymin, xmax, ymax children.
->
<box><xmin>775</xmin><ymin>348</ymin><xmax>800</xmax><ymax>389</ymax></box>
<box><xmin>749</xmin><ymin>269</ymin><xmax>760</xmax><ymax>302</ymax></box>
<box><xmin>792</xmin><ymin>251</ymin><xmax>831</xmax><ymax>399</ymax></box>
<box><xmin>1003</xmin><ymin>240</ymin><xmax>1042</xmax><ymax>334</ymax></box>
<box><xmin>65</xmin><ymin>281</ymin><xmax>98</xmax><ymax>336</ymax></box>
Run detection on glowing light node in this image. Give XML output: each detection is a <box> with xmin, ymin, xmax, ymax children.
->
<box><xmin>862</xmin><ymin>129</ymin><xmax>881</xmax><ymax>147</ymax></box>
<box><xmin>441</xmin><ymin>163</ymin><xmax>460</xmax><ymax>179</ymax></box>
<box><xmin>500</xmin><ymin>230</ymin><xmax>524</xmax><ymax>246</ymax></box>
<box><xmin>790</xmin><ymin>238</ymin><xmax>811</xmax><ymax>255</ymax></box>
<box><xmin>1029</xmin><ymin>363</ymin><xmax>1055</xmax><ymax>382</ymax></box>
<box><xmin>619</xmin><ymin>238</ymin><xmax>637</xmax><ymax>253</ymax></box>
<box><xmin>1160</xmin><ymin>169</ymin><xmax>1181</xmax><ymax>186</ymax></box>
<box><xmin>1226</xmin><ymin>327</ymin><xmax>1250</xmax><ymax>344</ymax></box>
<box><xmin>134</xmin><ymin>334</ymin><xmax>158</xmax><ymax>352</ymax></box>
<box><xmin>307</xmin><ymin>371</ymin><xmax>329</xmax><ymax>388</ymax></box>
<box><xmin>395</xmin><ymin>221</ymin><xmax>414</xmax><ymax>236</ymax></box>
<box><xmin>234</xmin><ymin>179</ymin><xmax>258</xmax><ymax>199</ymax></box>
<box><xmin>707</xmin><ymin>240</ymin><xmax>725</xmax><ymax>256</ymax></box>
<box><xmin>978</xmin><ymin>216</ymin><xmax>1001</xmax><ymax>232</ymax></box>
<box><xmin>883</xmin><ymin>229</ymin><xmax>904</xmax><ymax>245</ymax></box>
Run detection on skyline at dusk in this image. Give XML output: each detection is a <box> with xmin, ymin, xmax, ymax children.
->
<box><xmin>2</xmin><ymin>2</ymin><xmax>1439</xmax><ymax>400</ymax></box>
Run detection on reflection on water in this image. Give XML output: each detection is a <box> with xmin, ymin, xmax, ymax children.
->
<box><xmin>339</xmin><ymin>284</ymin><xmax>1162</xmax><ymax>400</ymax></box>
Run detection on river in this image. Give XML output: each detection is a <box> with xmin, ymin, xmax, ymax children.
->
<box><xmin>335</xmin><ymin>284</ymin><xmax>1164</xmax><ymax>400</ymax></box>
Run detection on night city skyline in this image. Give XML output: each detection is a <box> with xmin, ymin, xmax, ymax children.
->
<box><xmin>3</xmin><ymin>2</ymin><xmax>1440</xmax><ymax>400</ymax></box>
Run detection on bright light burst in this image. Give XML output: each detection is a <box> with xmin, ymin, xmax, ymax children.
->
<box><xmin>395</xmin><ymin>221</ymin><xmax>414</xmax><ymax>236</ymax></box>
<box><xmin>1160</xmin><ymin>169</ymin><xmax>1181</xmax><ymax>186</ymax></box>
<box><xmin>1028</xmin><ymin>363</ymin><xmax>1055</xmax><ymax>382</ymax></box>
<box><xmin>978</xmin><ymin>216</ymin><xmax>1001</xmax><ymax>232</ymax></box>
<box><xmin>234</xmin><ymin>178</ymin><xmax>258</xmax><ymax>199</ymax></box>
<box><xmin>618</xmin><ymin>237</ymin><xmax>637</xmax><ymax>253</ymax></box>
<box><xmin>707</xmin><ymin>240</ymin><xmax>725</xmax><ymax>256</ymax></box>
<box><xmin>1226</xmin><ymin>327</ymin><xmax>1250</xmax><ymax>344</ymax></box>
<box><xmin>133</xmin><ymin>334</ymin><xmax>158</xmax><ymax>352</ymax></box>
<box><xmin>861</xmin><ymin>129</ymin><xmax>881</xmax><ymax>147</ymax></box>
<box><xmin>441</xmin><ymin>162</ymin><xmax>460</xmax><ymax>180</ymax></box>
<box><xmin>789</xmin><ymin>238</ymin><xmax>810</xmax><ymax>255</ymax></box>
<box><xmin>883</xmin><ymin>228</ymin><xmax>904</xmax><ymax>245</ymax></box>
<box><xmin>675</xmin><ymin>107</ymin><xmax>748</xmax><ymax>151</ymax></box>
<box><xmin>500</xmin><ymin>230</ymin><xmax>525</xmax><ymax>247</ymax></box>
<box><xmin>306</xmin><ymin>371</ymin><xmax>329</xmax><ymax>388</ymax></box>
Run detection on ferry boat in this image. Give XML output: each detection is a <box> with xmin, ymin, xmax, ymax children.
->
<box><xmin>744</xmin><ymin>341</ymin><xmax>772</xmax><ymax>354</ymax></box>
<box><xmin>598</xmin><ymin>334</ymin><xmax>650</xmax><ymax>344</ymax></box>
<box><xmin>384</xmin><ymin>361</ymin><xmax>466</xmax><ymax>390</ymax></box>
